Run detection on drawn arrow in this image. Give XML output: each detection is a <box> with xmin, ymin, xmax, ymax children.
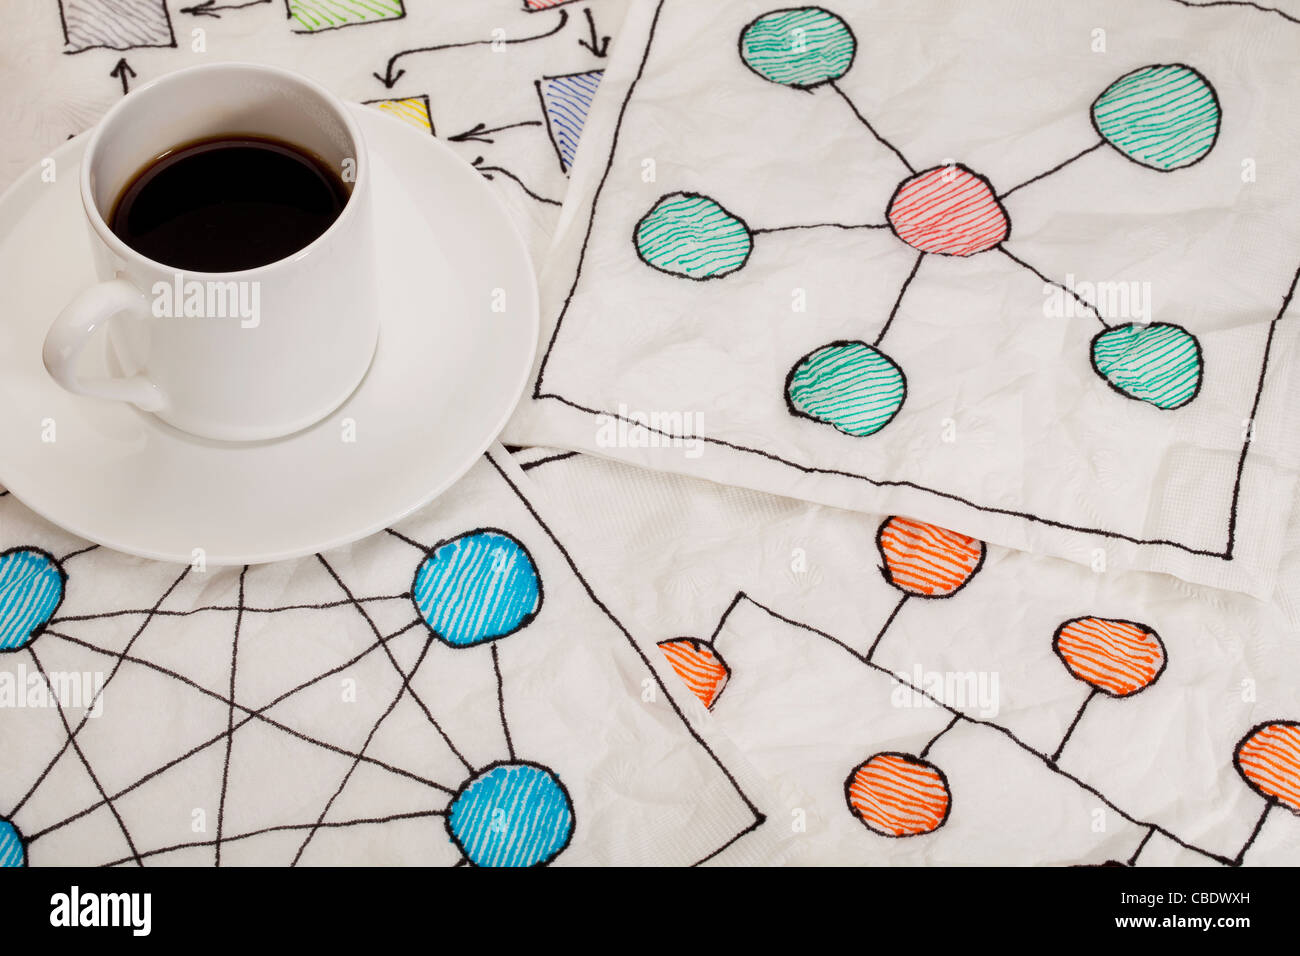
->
<box><xmin>180</xmin><ymin>0</ymin><xmax>271</xmax><ymax>17</ymax></box>
<box><xmin>576</xmin><ymin>7</ymin><xmax>609</xmax><ymax>57</ymax></box>
<box><xmin>472</xmin><ymin>156</ymin><xmax>561</xmax><ymax>206</ymax></box>
<box><xmin>447</xmin><ymin>120</ymin><xmax>543</xmax><ymax>144</ymax></box>
<box><xmin>372</xmin><ymin>9</ymin><xmax>570</xmax><ymax>89</ymax></box>
<box><xmin>109</xmin><ymin>58</ymin><xmax>136</xmax><ymax>96</ymax></box>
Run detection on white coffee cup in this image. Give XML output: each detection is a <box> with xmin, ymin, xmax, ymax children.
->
<box><xmin>43</xmin><ymin>62</ymin><xmax>378</xmax><ymax>442</ymax></box>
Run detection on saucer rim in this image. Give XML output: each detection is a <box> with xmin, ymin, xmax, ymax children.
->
<box><xmin>0</xmin><ymin>104</ymin><xmax>540</xmax><ymax>566</ymax></box>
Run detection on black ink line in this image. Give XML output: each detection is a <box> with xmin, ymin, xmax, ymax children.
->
<box><xmin>447</xmin><ymin>120</ymin><xmax>543</xmax><ymax>144</ymax></box>
<box><xmin>373</xmin><ymin>9</ymin><xmax>570</xmax><ymax>87</ymax></box>
<box><xmin>535</xmin><ymin>77</ymin><xmax>570</xmax><ymax>175</ymax></box>
<box><xmin>751</xmin><ymin>222</ymin><xmax>890</xmax><ymax>234</ymax></box>
<box><xmin>920</xmin><ymin>715</ymin><xmax>961</xmax><ymax>760</ymax></box>
<box><xmin>24</xmin><ymin>618</ymin><xmax>451</xmax><ymax>842</ymax></box>
<box><xmin>706</xmin><ymin>592</ymin><xmax>748</xmax><ymax>645</ymax></box>
<box><xmin>316</xmin><ymin>554</ymin><xmax>476</xmax><ymax>775</ymax></box>
<box><xmin>519</xmin><ymin>450</ymin><xmax>579</xmax><ymax>471</ymax></box>
<box><xmin>1232</xmin><ymin>800</ymin><xmax>1274</xmax><ymax>866</ymax></box>
<box><xmin>38</xmin><ymin>623</ymin><xmax>450</xmax><ymax>796</ymax></box>
<box><xmin>1127</xmin><ymin>826</ymin><xmax>1156</xmax><ymax>866</ymax></box>
<box><xmin>10</xmin><ymin>566</ymin><xmax>189</xmax><ymax>818</ymax></box>
<box><xmin>1167</xmin><ymin>0</ymin><xmax>1300</xmax><ymax>25</ymax></box>
<box><xmin>1051</xmin><ymin>687</ymin><xmax>1099</xmax><ymax>764</ymax></box>
<box><xmin>384</xmin><ymin>528</ymin><xmax>428</xmax><ymax>551</ymax></box>
<box><xmin>826</xmin><ymin>80</ymin><xmax>915</xmax><ymax>174</ymax></box>
<box><xmin>484</xmin><ymin>449</ymin><xmax>767</xmax><ymax>854</ymax></box>
<box><xmin>998</xmin><ymin>245</ymin><xmax>1107</xmax><ymax>327</ymax></box>
<box><xmin>998</xmin><ymin>140</ymin><xmax>1106</xmax><ymax>200</ymax></box>
<box><xmin>291</xmin><ymin>632</ymin><xmax>437</xmax><ymax>865</ymax></box>
<box><xmin>59</xmin><ymin>544</ymin><xmax>99</xmax><ymax>562</ymax></box>
<box><xmin>27</xmin><ymin>645</ymin><xmax>142</xmax><ymax>865</ymax></box>
<box><xmin>866</xmin><ymin>594</ymin><xmax>908</xmax><ymax>662</ymax></box>
<box><xmin>97</xmin><ymin>809</ymin><xmax>449</xmax><ymax>867</ymax></box>
<box><xmin>1225</xmin><ymin>260</ymin><xmax>1300</xmax><ymax>558</ymax></box>
<box><xmin>727</xmin><ymin>592</ymin><xmax>1236</xmax><ymax>865</ymax></box>
<box><xmin>181</xmin><ymin>0</ymin><xmax>270</xmax><ymax>17</ymax></box>
<box><xmin>476</xmin><ymin>162</ymin><xmax>563</xmax><ymax>206</ymax></box>
<box><xmin>492</xmin><ymin>644</ymin><xmax>515</xmax><ymax>760</ymax></box>
<box><xmin>47</xmin><ymin>593</ymin><xmax>411</xmax><ymax>624</ymax></box>
<box><xmin>536</xmin><ymin>392</ymin><xmax>1237</xmax><ymax>556</ymax></box>
<box><xmin>874</xmin><ymin>251</ymin><xmax>925</xmax><ymax>348</ymax></box>
<box><xmin>215</xmin><ymin>566</ymin><xmax>247</xmax><ymax>867</ymax></box>
<box><xmin>109</xmin><ymin>58</ymin><xmax>136</xmax><ymax>96</ymax></box>
<box><xmin>577</xmin><ymin>6</ymin><xmax>610</xmax><ymax>56</ymax></box>
<box><xmin>534</xmin><ymin>0</ymin><xmax>667</xmax><ymax>396</ymax></box>
<box><xmin>690</xmin><ymin>814</ymin><xmax>766</xmax><ymax>866</ymax></box>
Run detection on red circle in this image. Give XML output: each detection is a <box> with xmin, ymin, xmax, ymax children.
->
<box><xmin>886</xmin><ymin>165</ymin><xmax>1009</xmax><ymax>257</ymax></box>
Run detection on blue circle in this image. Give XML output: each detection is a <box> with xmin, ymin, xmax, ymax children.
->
<box><xmin>0</xmin><ymin>549</ymin><xmax>64</xmax><ymax>652</ymax></box>
<box><xmin>412</xmin><ymin>530</ymin><xmax>541</xmax><ymax>648</ymax></box>
<box><xmin>0</xmin><ymin>820</ymin><xmax>26</xmax><ymax>867</ymax></box>
<box><xmin>446</xmin><ymin>762</ymin><xmax>574</xmax><ymax>867</ymax></box>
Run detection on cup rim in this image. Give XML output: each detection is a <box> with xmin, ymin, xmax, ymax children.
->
<box><xmin>80</xmin><ymin>61</ymin><xmax>368</xmax><ymax>281</ymax></box>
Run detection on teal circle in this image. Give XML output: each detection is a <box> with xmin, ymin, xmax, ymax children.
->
<box><xmin>740</xmin><ymin>7</ymin><xmax>856</xmax><ymax>89</ymax></box>
<box><xmin>634</xmin><ymin>193</ymin><xmax>752</xmax><ymax>280</ymax></box>
<box><xmin>786</xmin><ymin>341</ymin><xmax>906</xmax><ymax>437</ymax></box>
<box><xmin>1091</xmin><ymin>322</ymin><xmax>1202</xmax><ymax>410</ymax></box>
<box><xmin>1091</xmin><ymin>64</ymin><xmax>1220</xmax><ymax>171</ymax></box>
<box><xmin>446</xmin><ymin>762</ymin><xmax>574</xmax><ymax>867</ymax></box>
<box><xmin>412</xmin><ymin>530</ymin><xmax>541</xmax><ymax>648</ymax></box>
<box><xmin>0</xmin><ymin>549</ymin><xmax>64</xmax><ymax>652</ymax></box>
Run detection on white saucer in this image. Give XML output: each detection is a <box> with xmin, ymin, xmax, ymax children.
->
<box><xmin>0</xmin><ymin>105</ymin><xmax>538</xmax><ymax>565</ymax></box>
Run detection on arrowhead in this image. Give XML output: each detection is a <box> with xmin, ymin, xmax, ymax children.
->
<box><xmin>372</xmin><ymin>67</ymin><xmax>403</xmax><ymax>89</ymax></box>
<box><xmin>448</xmin><ymin>123</ymin><xmax>486</xmax><ymax>143</ymax></box>
<box><xmin>109</xmin><ymin>58</ymin><xmax>135</xmax><ymax>78</ymax></box>
<box><xmin>180</xmin><ymin>0</ymin><xmax>217</xmax><ymax>14</ymax></box>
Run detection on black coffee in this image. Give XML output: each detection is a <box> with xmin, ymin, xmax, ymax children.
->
<box><xmin>109</xmin><ymin>135</ymin><xmax>349</xmax><ymax>272</ymax></box>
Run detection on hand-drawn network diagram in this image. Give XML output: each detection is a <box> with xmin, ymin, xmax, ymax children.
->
<box><xmin>54</xmin><ymin>0</ymin><xmax>609</xmax><ymax>207</ymax></box>
<box><xmin>655</xmin><ymin>512</ymin><xmax>1299</xmax><ymax>864</ymax></box>
<box><xmin>58</xmin><ymin>0</ymin><xmax>408</xmax><ymax>49</ymax></box>
<box><xmin>0</xmin><ymin>534</ymin><xmax>574</xmax><ymax>867</ymax></box>
<box><xmin>362</xmin><ymin>6</ymin><xmax>608</xmax><ymax>205</ymax></box>
<box><xmin>631</xmin><ymin>7</ymin><xmax>1219</xmax><ymax>439</ymax></box>
<box><xmin>0</xmin><ymin>458</ymin><xmax>763</xmax><ymax>867</ymax></box>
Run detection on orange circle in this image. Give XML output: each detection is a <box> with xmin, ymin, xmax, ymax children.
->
<box><xmin>1234</xmin><ymin>721</ymin><xmax>1300</xmax><ymax>814</ymax></box>
<box><xmin>1053</xmin><ymin>617</ymin><xmax>1165</xmax><ymax>697</ymax></box>
<box><xmin>846</xmin><ymin>752</ymin><xmax>951</xmax><ymax>837</ymax></box>
<box><xmin>877</xmin><ymin>516</ymin><xmax>985</xmax><ymax>598</ymax></box>
<box><xmin>658</xmin><ymin>638</ymin><xmax>730</xmax><ymax>710</ymax></box>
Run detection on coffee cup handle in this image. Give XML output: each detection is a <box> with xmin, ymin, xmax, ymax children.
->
<box><xmin>43</xmin><ymin>278</ymin><xmax>166</xmax><ymax>412</ymax></box>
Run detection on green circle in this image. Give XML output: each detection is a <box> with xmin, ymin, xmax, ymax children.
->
<box><xmin>1092</xmin><ymin>64</ymin><xmax>1220</xmax><ymax>171</ymax></box>
<box><xmin>634</xmin><ymin>193</ymin><xmax>752</xmax><ymax>280</ymax></box>
<box><xmin>740</xmin><ymin>7</ymin><xmax>856</xmax><ymax>89</ymax></box>
<box><xmin>786</xmin><ymin>341</ymin><xmax>906</xmax><ymax>437</ymax></box>
<box><xmin>1091</xmin><ymin>322</ymin><xmax>1202</xmax><ymax>410</ymax></box>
